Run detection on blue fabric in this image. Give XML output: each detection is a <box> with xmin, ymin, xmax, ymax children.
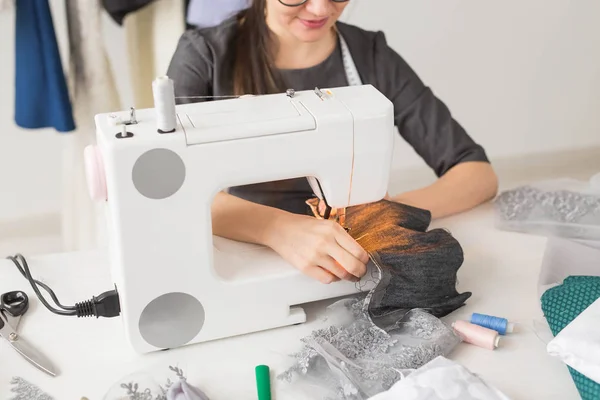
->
<box><xmin>14</xmin><ymin>0</ymin><xmax>75</xmax><ymax>132</ymax></box>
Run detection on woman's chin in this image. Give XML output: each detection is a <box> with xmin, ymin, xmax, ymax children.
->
<box><xmin>291</xmin><ymin>26</ymin><xmax>332</xmax><ymax>43</ymax></box>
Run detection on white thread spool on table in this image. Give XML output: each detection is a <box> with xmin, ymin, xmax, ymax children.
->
<box><xmin>152</xmin><ymin>76</ymin><xmax>177</xmax><ymax>133</ymax></box>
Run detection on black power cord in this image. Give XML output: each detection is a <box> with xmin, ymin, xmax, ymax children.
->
<box><xmin>6</xmin><ymin>253</ymin><xmax>121</xmax><ymax>318</ymax></box>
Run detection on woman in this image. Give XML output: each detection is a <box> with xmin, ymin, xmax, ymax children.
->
<box><xmin>166</xmin><ymin>0</ymin><xmax>498</xmax><ymax>284</ymax></box>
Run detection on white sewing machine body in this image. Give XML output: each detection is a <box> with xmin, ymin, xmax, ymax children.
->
<box><xmin>85</xmin><ymin>84</ymin><xmax>394</xmax><ymax>353</ymax></box>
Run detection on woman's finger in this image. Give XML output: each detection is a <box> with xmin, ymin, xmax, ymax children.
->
<box><xmin>334</xmin><ymin>227</ymin><xmax>370</xmax><ymax>265</ymax></box>
<box><xmin>301</xmin><ymin>264</ymin><xmax>340</xmax><ymax>284</ymax></box>
<box><xmin>318</xmin><ymin>199</ymin><xmax>327</xmax><ymax>216</ymax></box>
<box><xmin>328</xmin><ymin>243</ymin><xmax>367</xmax><ymax>279</ymax></box>
<box><xmin>316</xmin><ymin>254</ymin><xmax>358</xmax><ymax>282</ymax></box>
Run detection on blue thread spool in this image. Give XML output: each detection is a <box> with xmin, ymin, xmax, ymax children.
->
<box><xmin>470</xmin><ymin>313</ymin><xmax>514</xmax><ymax>335</ymax></box>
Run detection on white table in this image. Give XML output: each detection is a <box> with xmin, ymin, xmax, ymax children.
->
<box><xmin>0</xmin><ymin>203</ymin><xmax>581</xmax><ymax>400</ymax></box>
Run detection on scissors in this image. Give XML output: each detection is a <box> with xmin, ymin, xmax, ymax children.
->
<box><xmin>0</xmin><ymin>290</ymin><xmax>58</xmax><ymax>376</ymax></box>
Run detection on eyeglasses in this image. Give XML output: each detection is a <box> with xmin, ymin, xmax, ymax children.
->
<box><xmin>278</xmin><ymin>0</ymin><xmax>349</xmax><ymax>7</ymax></box>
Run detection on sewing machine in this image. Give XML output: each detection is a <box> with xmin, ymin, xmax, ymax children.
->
<box><xmin>84</xmin><ymin>79</ymin><xmax>395</xmax><ymax>353</ymax></box>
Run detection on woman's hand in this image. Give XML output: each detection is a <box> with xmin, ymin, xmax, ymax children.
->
<box><xmin>265</xmin><ymin>213</ymin><xmax>369</xmax><ymax>284</ymax></box>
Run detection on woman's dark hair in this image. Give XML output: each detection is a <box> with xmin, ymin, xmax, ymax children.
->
<box><xmin>233</xmin><ymin>0</ymin><xmax>287</xmax><ymax>96</ymax></box>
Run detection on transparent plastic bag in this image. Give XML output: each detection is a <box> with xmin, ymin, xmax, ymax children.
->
<box><xmin>103</xmin><ymin>366</ymin><xmax>209</xmax><ymax>400</ymax></box>
<box><xmin>494</xmin><ymin>172</ymin><xmax>600</xmax><ymax>240</ymax></box>
<box><xmin>537</xmin><ymin>237</ymin><xmax>600</xmax><ymax>298</ymax></box>
<box><xmin>277</xmin><ymin>298</ymin><xmax>461</xmax><ymax>400</ymax></box>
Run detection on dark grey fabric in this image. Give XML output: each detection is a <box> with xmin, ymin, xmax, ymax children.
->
<box><xmin>340</xmin><ymin>200</ymin><xmax>471</xmax><ymax>318</ymax></box>
<box><xmin>166</xmin><ymin>16</ymin><xmax>490</xmax><ymax>215</ymax></box>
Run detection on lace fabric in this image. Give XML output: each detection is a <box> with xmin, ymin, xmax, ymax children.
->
<box><xmin>9</xmin><ymin>366</ymin><xmax>210</xmax><ymax>400</ymax></box>
<box><xmin>494</xmin><ymin>174</ymin><xmax>600</xmax><ymax>240</ymax></box>
<box><xmin>278</xmin><ymin>298</ymin><xmax>461</xmax><ymax>399</ymax></box>
<box><xmin>277</xmin><ymin>199</ymin><xmax>468</xmax><ymax>399</ymax></box>
<box><xmin>103</xmin><ymin>366</ymin><xmax>209</xmax><ymax>400</ymax></box>
<box><xmin>9</xmin><ymin>377</ymin><xmax>54</xmax><ymax>400</ymax></box>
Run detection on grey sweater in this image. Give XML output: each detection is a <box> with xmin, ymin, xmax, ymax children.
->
<box><xmin>166</xmin><ymin>17</ymin><xmax>489</xmax><ymax>214</ymax></box>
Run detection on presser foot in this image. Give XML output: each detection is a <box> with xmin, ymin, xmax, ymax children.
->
<box><xmin>305</xmin><ymin>198</ymin><xmax>349</xmax><ymax>231</ymax></box>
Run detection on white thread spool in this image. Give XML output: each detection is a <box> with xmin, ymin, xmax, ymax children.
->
<box><xmin>152</xmin><ymin>76</ymin><xmax>177</xmax><ymax>133</ymax></box>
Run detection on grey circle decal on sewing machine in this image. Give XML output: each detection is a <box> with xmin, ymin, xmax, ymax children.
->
<box><xmin>132</xmin><ymin>148</ymin><xmax>185</xmax><ymax>199</ymax></box>
<box><xmin>139</xmin><ymin>292</ymin><xmax>205</xmax><ymax>349</ymax></box>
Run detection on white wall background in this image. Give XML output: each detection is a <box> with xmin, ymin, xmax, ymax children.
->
<box><xmin>0</xmin><ymin>0</ymin><xmax>64</xmax><ymax>222</ymax></box>
<box><xmin>1</xmin><ymin>0</ymin><xmax>599</xmax><ymax>234</ymax></box>
<box><xmin>344</xmin><ymin>0</ymin><xmax>600</xmax><ymax>162</ymax></box>
<box><xmin>0</xmin><ymin>0</ymin><xmax>132</xmax><ymax>223</ymax></box>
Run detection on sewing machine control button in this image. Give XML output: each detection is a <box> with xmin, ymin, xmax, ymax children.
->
<box><xmin>83</xmin><ymin>145</ymin><xmax>107</xmax><ymax>202</ymax></box>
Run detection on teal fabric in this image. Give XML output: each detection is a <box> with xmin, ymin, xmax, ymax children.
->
<box><xmin>541</xmin><ymin>276</ymin><xmax>600</xmax><ymax>400</ymax></box>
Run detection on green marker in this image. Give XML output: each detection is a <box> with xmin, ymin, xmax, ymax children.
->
<box><xmin>255</xmin><ymin>365</ymin><xmax>271</xmax><ymax>400</ymax></box>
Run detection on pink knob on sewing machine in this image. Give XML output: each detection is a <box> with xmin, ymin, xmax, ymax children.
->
<box><xmin>84</xmin><ymin>145</ymin><xmax>107</xmax><ymax>201</ymax></box>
